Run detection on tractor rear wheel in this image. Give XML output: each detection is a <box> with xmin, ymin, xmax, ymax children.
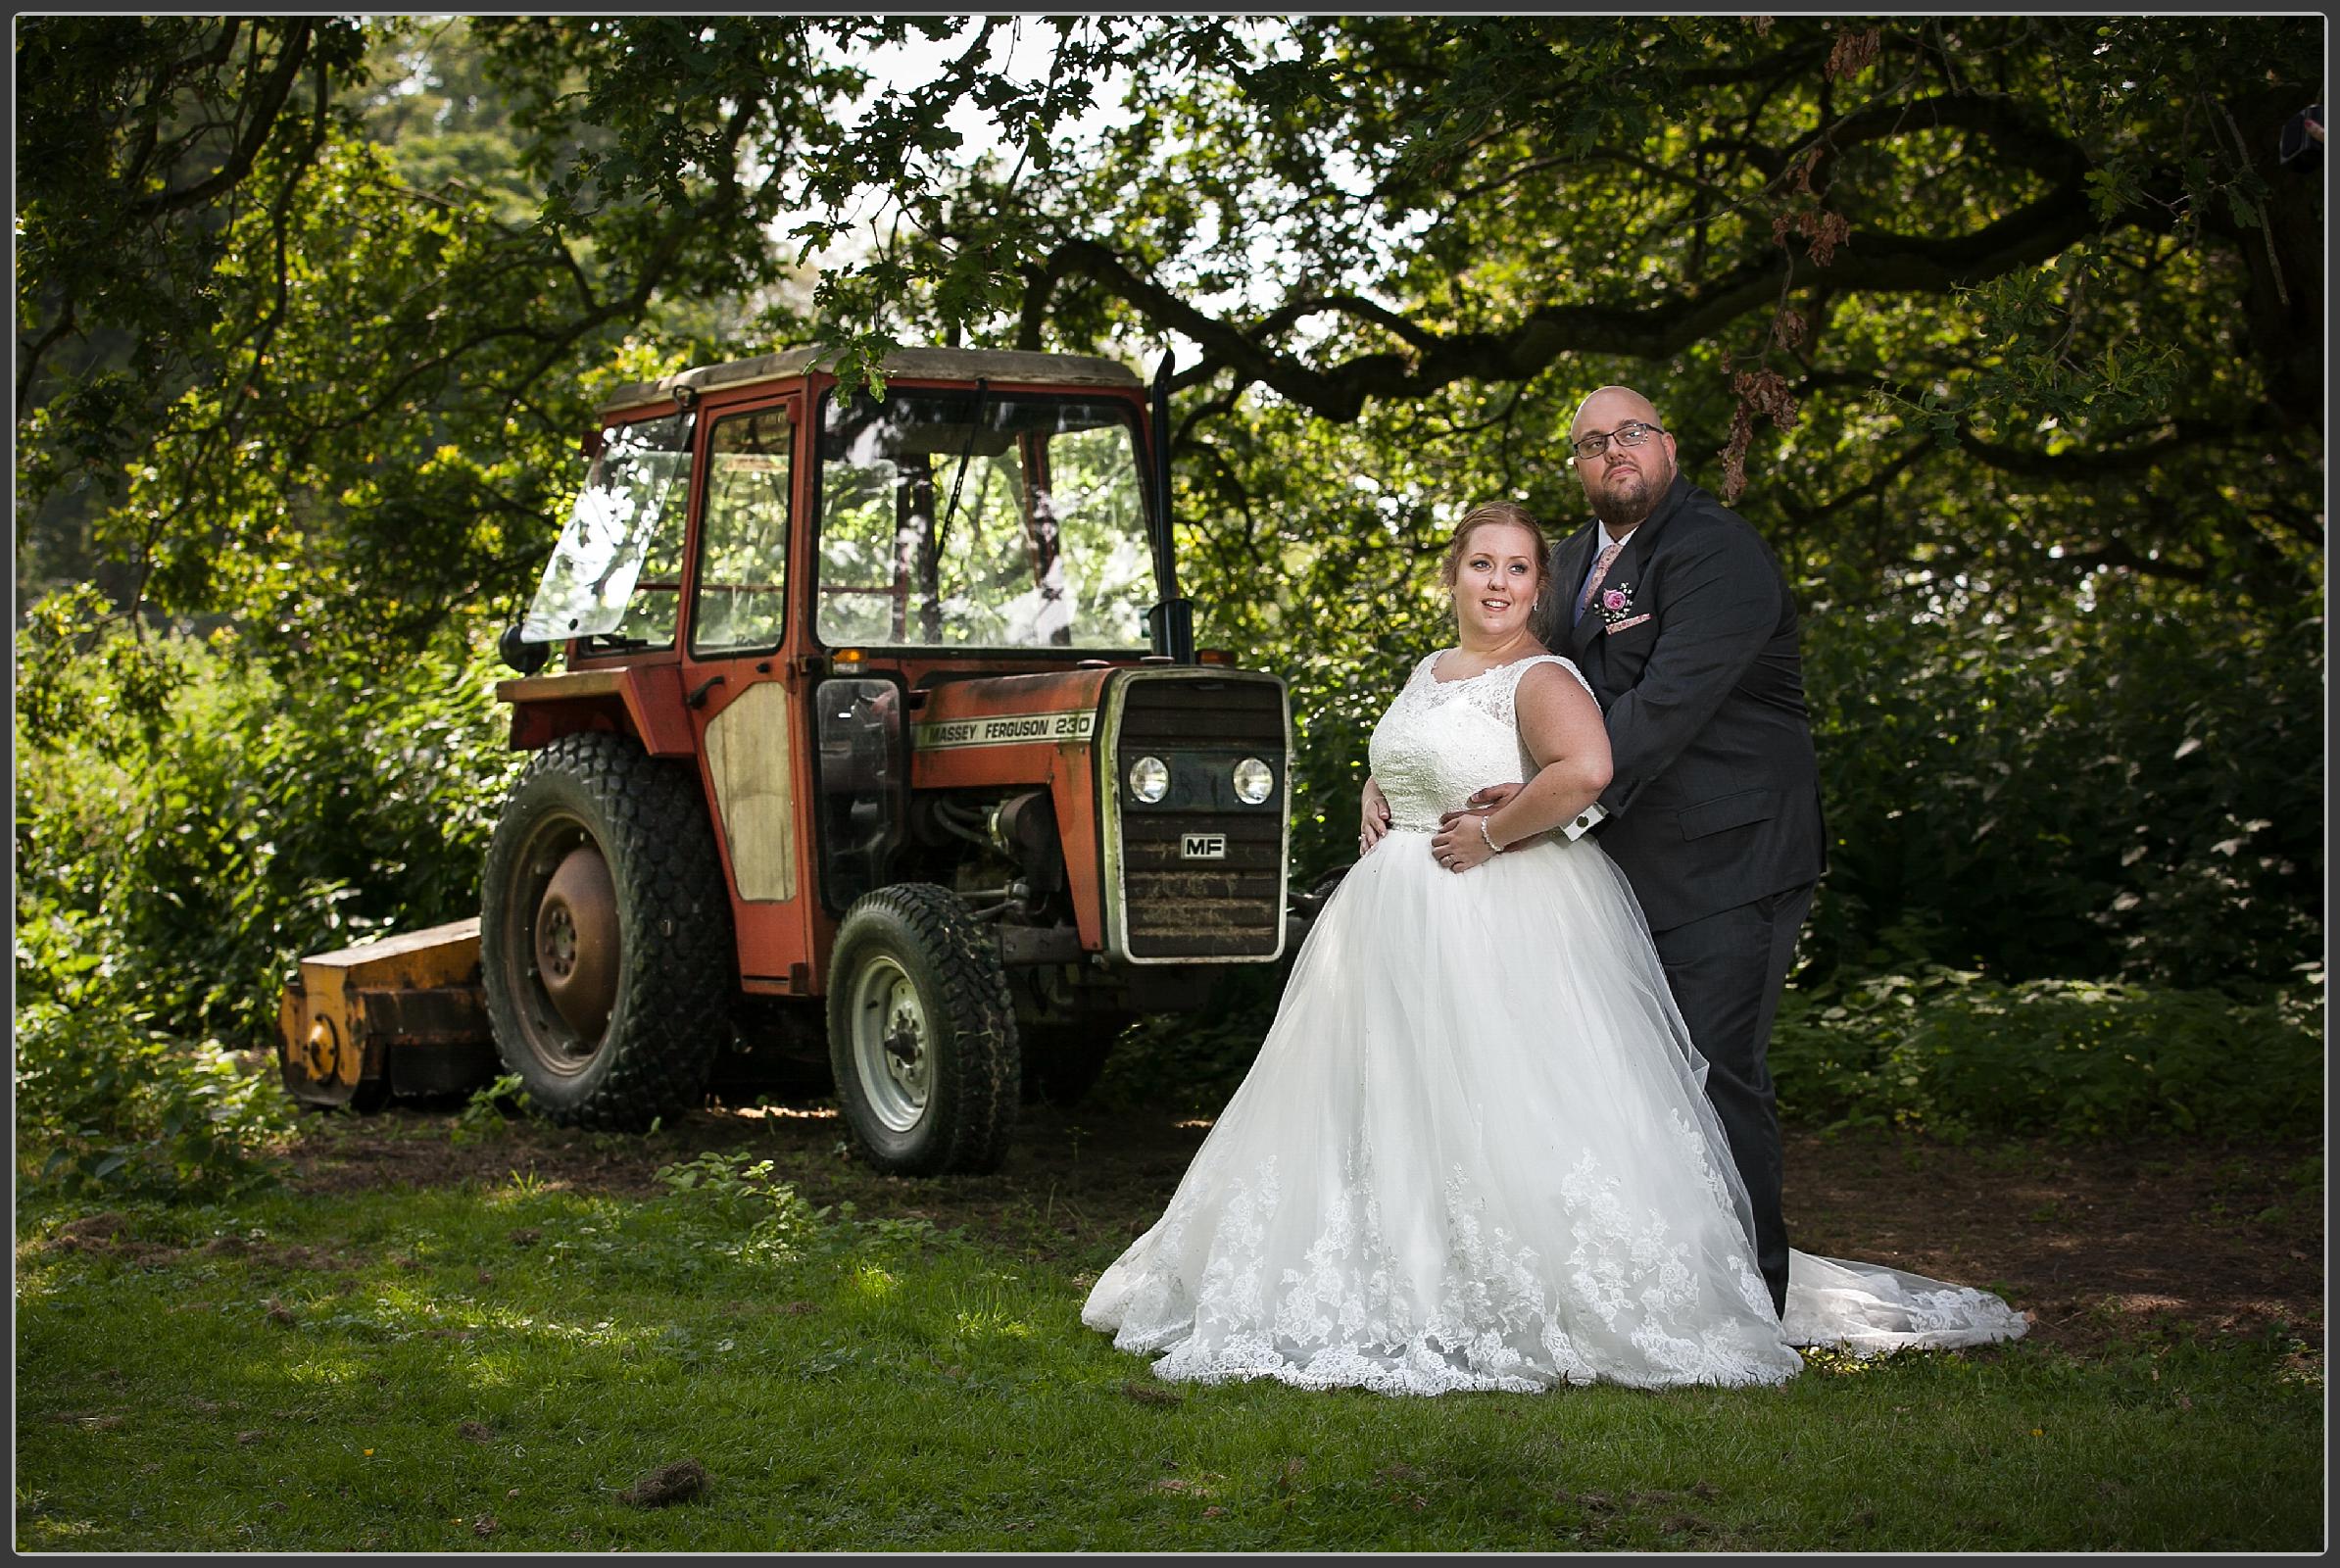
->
<box><xmin>479</xmin><ymin>732</ymin><xmax>733</xmax><ymax>1130</ymax></box>
<box><xmin>827</xmin><ymin>884</ymin><xmax>1018</xmax><ymax>1175</ymax></box>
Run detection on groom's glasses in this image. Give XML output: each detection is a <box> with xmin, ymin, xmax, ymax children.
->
<box><xmin>1569</xmin><ymin>421</ymin><xmax>1667</xmax><ymax>461</ymax></box>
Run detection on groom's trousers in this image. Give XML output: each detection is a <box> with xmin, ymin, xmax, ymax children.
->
<box><xmin>1649</xmin><ymin>881</ymin><xmax>1815</xmax><ymax>1319</ymax></box>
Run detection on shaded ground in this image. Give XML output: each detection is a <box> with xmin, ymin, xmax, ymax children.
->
<box><xmin>270</xmin><ymin>1097</ymin><xmax>2323</xmax><ymax>1364</ymax></box>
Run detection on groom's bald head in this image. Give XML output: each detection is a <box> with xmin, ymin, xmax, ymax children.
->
<box><xmin>1569</xmin><ymin>384</ymin><xmax>1677</xmax><ymax>532</ymax></box>
<box><xmin>1571</xmin><ymin>385</ymin><xmax>1665</xmax><ymax>437</ymax></box>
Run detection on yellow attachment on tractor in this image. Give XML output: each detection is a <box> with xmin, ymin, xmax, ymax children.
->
<box><xmin>275</xmin><ymin>918</ymin><xmax>500</xmax><ymax>1109</ymax></box>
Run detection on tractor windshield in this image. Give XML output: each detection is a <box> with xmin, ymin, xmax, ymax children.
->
<box><xmin>814</xmin><ymin>388</ymin><xmax>1154</xmax><ymax>651</ymax></box>
<box><xmin>520</xmin><ymin>413</ymin><xmax>695</xmax><ymax>649</ymax></box>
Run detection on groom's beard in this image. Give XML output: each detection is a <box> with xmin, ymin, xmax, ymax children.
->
<box><xmin>1586</xmin><ymin>455</ymin><xmax>1674</xmax><ymax>531</ymax></box>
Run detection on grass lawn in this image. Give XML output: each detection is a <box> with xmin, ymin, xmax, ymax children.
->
<box><xmin>14</xmin><ymin>1102</ymin><xmax>2324</xmax><ymax>1552</ymax></box>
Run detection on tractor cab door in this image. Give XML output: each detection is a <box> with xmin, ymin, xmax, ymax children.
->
<box><xmin>680</xmin><ymin>396</ymin><xmax>816</xmax><ymax>992</ymax></box>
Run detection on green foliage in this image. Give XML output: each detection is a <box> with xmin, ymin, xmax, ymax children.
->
<box><xmin>14</xmin><ymin>623</ymin><xmax>521</xmax><ymax>1197</ymax></box>
<box><xmin>18</xmin><ymin>627</ymin><xmax>519</xmax><ymax>1044</ymax></box>
<box><xmin>655</xmin><ymin>1151</ymin><xmax>828</xmax><ymax>1265</ymax></box>
<box><xmin>1804</xmin><ymin>577</ymin><xmax>2322</xmax><ymax>990</ymax></box>
<box><xmin>1091</xmin><ymin>965</ymin><xmax>1292</xmax><ymax>1119</ymax></box>
<box><xmin>12</xmin><ymin>18</ymin><xmax>2324</xmax><ymax>1164</ymax></box>
<box><xmin>14</xmin><ymin>583</ymin><xmax>190</xmax><ymax>759</ymax></box>
<box><xmin>1772</xmin><ymin>966</ymin><xmax>2325</xmax><ymax>1143</ymax></box>
<box><xmin>449</xmin><ymin>1072</ymin><xmax>532</xmax><ymax>1146</ymax></box>
<box><xmin>9</xmin><ymin>998</ymin><xmax>295</xmax><ymax>1200</ymax></box>
<box><xmin>1945</xmin><ymin>247</ymin><xmax>2187</xmax><ymax>440</ymax></box>
<box><xmin>24</xmin><ymin>18</ymin><xmax>2325</xmax><ymax>642</ymax></box>
<box><xmin>14</xmin><ymin>18</ymin><xmax>371</xmax><ymax>531</ymax></box>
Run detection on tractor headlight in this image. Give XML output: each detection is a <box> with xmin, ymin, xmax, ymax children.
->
<box><xmin>1128</xmin><ymin>756</ymin><xmax>1170</xmax><ymax>804</ymax></box>
<box><xmin>1232</xmin><ymin>758</ymin><xmax>1275</xmax><ymax>805</ymax></box>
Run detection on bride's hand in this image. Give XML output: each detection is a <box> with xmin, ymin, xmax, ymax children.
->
<box><xmin>1429</xmin><ymin>811</ymin><xmax>1499</xmax><ymax>873</ymax></box>
<box><xmin>1358</xmin><ymin>776</ymin><xmax>1392</xmax><ymax>856</ymax></box>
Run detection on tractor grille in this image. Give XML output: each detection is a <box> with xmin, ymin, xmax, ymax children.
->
<box><xmin>1112</xmin><ymin>675</ymin><xmax>1288</xmax><ymax>960</ymax></box>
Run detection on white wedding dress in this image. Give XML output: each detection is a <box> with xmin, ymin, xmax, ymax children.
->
<box><xmin>1083</xmin><ymin>651</ymin><xmax>2027</xmax><ymax>1394</ymax></box>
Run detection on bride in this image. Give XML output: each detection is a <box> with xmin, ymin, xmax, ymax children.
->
<box><xmin>1082</xmin><ymin>504</ymin><xmax>2027</xmax><ymax>1394</ymax></box>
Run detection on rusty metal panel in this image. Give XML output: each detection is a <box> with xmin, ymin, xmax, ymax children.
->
<box><xmin>907</xmin><ymin>667</ymin><xmax>1114</xmax><ymax>793</ymax></box>
<box><xmin>618</xmin><ymin>663</ymin><xmax>698</xmax><ymax>757</ymax></box>
<box><xmin>277</xmin><ymin>976</ymin><xmax>351</xmax><ymax>1108</ymax></box>
<box><xmin>998</xmin><ymin>924</ymin><xmax>1085</xmax><ymax>967</ymax></box>
<box><xmin>384</xmin><ymin>1039</ymin><xmax>503</xmax><ymax>1096</ymax></box>
<box><xmin>494</xmin><ymin>671</ymin><xmax>626</xmax><ymax>705</ymax></box>
<box><xmin>277</xmin><ymin>964</ymin><xmax>362</xmax><ymax>1107</ymax></box>
<box><xmin>496</xmin><ymin>666</ymin><xmax>696</xmax><ymax>758</ymax></box>
<box><xmin>596</xmin><ymin>347</ymin><xmax>1141</xmax><ymax>420</ymax></box>
<box><xmin>354</xmin><ymin>985</ymin><xmax>492</xmax><ymax>1047</ymax></box>
<box><xmin>296</xmin><ymin>917</ymin><xmax>481</xmax><ymax>984</ymax></box>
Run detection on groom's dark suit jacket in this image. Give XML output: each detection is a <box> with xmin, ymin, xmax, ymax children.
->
<box><xmin>1534</xmin><ymin>473</ymin><xmax>1827</xmax><ymax>933</ymax></box>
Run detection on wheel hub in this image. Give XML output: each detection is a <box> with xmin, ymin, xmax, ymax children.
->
<box><xmin>852</xmin><ymin>959</ymin><xmax>932</xmax><ymax>1133</ymax></box>
<box><xmin>535</xmin><ymin>843</ymin><xmax>619</xmax><ymax>1047</ymax></box>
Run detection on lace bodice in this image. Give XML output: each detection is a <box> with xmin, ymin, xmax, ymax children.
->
<box><xmin>1368</xmin><ymin>651</ymin><xmax>1595</xmax><ymax>831</ymax></box>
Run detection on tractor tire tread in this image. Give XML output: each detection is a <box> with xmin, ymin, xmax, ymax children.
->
<box><xmin>830</xmin><ymin>883</ymin><xmax>1019</xmax><ymax>1175</ymax></box>
<box><xmin>481</xmin><ymin>732</ymin><xmax>733</xmax><ymax>1132</ymax></box>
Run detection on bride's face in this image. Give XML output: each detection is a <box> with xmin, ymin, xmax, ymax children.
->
<box><xmin>1447</xmin><ymin>522</ymin><xmax>1543</xmax><ymax>642</ymax></box>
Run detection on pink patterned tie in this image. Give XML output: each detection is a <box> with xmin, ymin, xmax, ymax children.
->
<box><xmin>1574</xmin><ymin>541</ymin><xmax>1623</xmax><ymax>626</ymax></box>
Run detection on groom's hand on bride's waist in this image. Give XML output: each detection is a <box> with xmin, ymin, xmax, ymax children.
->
<box><xmin>1450</xmin><ymin>783</ymin><xmax>1522</xmax><ymax>822</ymax></box>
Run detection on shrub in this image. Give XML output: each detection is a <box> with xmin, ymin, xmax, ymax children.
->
<box><xmin>1771</xmin><ymin>965</ymin><xmax>2325</xmax><ymax>1143</ymax></box>
<box><xmin>1089</xmin><ymin>963</ymin><xmax>1288</xmax><ymax>1118</ymax></box>
<box><xmin>17</xmin><ymin>625</ymin><xmax>519</xmax><ymax>1044</ymax></box>
<box><xmin>14</xmin><ymin>622</ymin><xmax>521</xmax><ymax>1197</ymax></box>
<box><xmin>1804</xmin><ymin>582</ymin><xmax>2322</xmax><ymax>992</ymax></box>
<box><xmin>11</xmin><ymin>993</ymin><xmax>298</xmax><ymax>1199</ymax></box>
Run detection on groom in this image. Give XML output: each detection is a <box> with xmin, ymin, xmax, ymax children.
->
<box><xmin>1455</xmin><ymin>385</ymin><xmax>1826</xmax><ymax>1316</ymax></box>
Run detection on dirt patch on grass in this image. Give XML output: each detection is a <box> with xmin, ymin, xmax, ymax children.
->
<box><xmin>22</xmin><ymin>1211</ymin><xmax>185</xmax><ymax>1269</ymax></box>
<box><xmin>19</xmin><ymin>1220</ymin><xmax>369</xmax><ymax>1277</ymax></box>
<box><xmin>1782</xmin><ymin>1129</ymin><xmax>2321</xmax><ymax>1358</ymax></box>
<box><xmin>274</xmin><ymin>1099</ymin><xmax>2321</xmax><ymax>1361</ymax></box>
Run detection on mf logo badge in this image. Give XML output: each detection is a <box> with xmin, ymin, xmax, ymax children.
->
<box><xmin>1180</xmin><ymin>833</ymin><xmax>1228</xmax><ymax>860</ymax></box>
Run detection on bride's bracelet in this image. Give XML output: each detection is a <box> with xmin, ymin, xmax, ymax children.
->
<box><xmin>1479</xmin><ymin>816</ymin><xmax>1505</xmax><ymax>855</ymax></box>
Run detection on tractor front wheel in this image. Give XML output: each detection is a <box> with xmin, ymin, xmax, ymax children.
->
<box><xmin>479</xmin><ymin>732</ymin><xmax>733</xmax><ymax>1130</ymax></box>
<box><xmin>828</xmin><ymin>884</ymin><xmax>1019</xmax><ymax>1175</ymax></box>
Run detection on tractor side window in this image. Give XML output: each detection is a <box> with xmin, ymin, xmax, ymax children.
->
<box><xmin>522</xmin><ymin>412</ymin><xmax>694</xmax><ymax>652</ymax></box>
<box><xmin>692</xmin><ymin>405</ymin><xmax>795</xmax><ymax>656</ymax></box>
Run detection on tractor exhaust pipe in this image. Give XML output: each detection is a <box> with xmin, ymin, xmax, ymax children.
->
<box><xmin>1145</xmin><ymin>349</ymin><xmax>1195</xmax><ymax>663</ymax></box>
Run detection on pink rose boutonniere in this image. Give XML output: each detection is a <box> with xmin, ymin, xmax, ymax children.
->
<box><xmin>1597</xmin><ymin>581</ymin><xmax>1649</xmax><ymax>633</ymax></box>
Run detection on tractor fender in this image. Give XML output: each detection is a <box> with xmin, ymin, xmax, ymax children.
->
<box><xmin>496</xmin><ymin>665</ymin><xmax>696</xmax><ymax>757</ymax></box>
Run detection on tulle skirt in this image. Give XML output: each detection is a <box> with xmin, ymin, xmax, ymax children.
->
<box><xmin>1082</xmin><ymin>825</ymin><xmax>1808</xmax><ymax>1393</ymax></box>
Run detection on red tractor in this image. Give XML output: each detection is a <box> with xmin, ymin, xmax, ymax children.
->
<box><xmin>277</xmin><ymin>346</ymin><xmax>1298</xmax><ymax>1173</ymax></box>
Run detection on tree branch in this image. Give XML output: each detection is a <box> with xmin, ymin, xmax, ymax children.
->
<box><xmin>1041</xmin><ymin>170</ymin><xmax>2137</xmax><ymax>423</ymax></box>
<box><xmin>1955</xmin><ymin>419</ymin><xmax>2232</xmax><ymax>480</ymax></box>
<box><xmin>129</xmin><ymin>21</ymin><xmax>316</xmax><ymax>217</ymax></box>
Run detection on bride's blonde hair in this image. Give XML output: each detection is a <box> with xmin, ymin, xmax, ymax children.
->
<box><xmin>1439</xmin><ymin>501</ymin><xmax>1547</xmax><ymax>590</ymax></box>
